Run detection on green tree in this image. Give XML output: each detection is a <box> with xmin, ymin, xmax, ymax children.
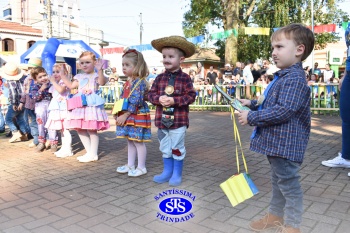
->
<box><xmin>183</xmin><ymin>0</ymin><xmax>349</xmax><ymax>63</ymax></box>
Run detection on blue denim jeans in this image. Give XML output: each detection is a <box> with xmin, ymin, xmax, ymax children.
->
<box><xmin>5</xmin><ymin>105</ymin><xmax>29</xmax><ymax>134</ymax></box>
<box><xmin>340</xmin><ymin>58</ymin><xmax>350</xmax><ymax>159</ymax></box>
<box><xmin>268</xmin><ymin>156</ymin><xmax>303</xmax><ymax>228</ymax></box>
<box><xmin>158</xmin><ymin>126</ymin><xmax>187</xmax><ymax>160</ymax></box>
<box><xmin>25</xmin><ymin>108</ymin><xmax>39</xmax><ymax>145</ymax></box>
<box><xmin>0</xmin><ymin>106</ymin><xmax>5</xmax><ymax>131</ymax></box>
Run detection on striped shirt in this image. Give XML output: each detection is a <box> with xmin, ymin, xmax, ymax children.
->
<box><xmin>7</xmin><ymin>80</ymin><xmax>24</xmax><ymax>105</ymax></box>
<box><xmin>247</xmin><ymin>62</ymin><xmax>311</xmax><ymax>163</ymax></box>
<box><xmin>148</xmin><ymin>69</ymin><xmax>196</xmax><ymax>129</ymax></box>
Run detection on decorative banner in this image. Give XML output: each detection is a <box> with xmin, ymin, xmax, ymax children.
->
<box><xmin>211</xmin><ymin>29</ymin><xmax>238</xmax><ymax>40</ymax></box>
<box><xmin>311</xmin><ymin>24</ymin><xmax>336</xmax><ymax>33</ymax></box>
<box><xmin>342</xmin><ymin>22</ymin><xmax>349</xmax><ymax>30</ymax></box>
<box><xmin>187</xmin><ymin>35</ymin><xmax>205</xmax><ymax>44</ymax></box>
<box><xmin>244</xmin><ymin>27</ymin><xmax>270</xmax><ymax>35</ymax></box>
<box><xmin>100</xmin><ymin>47</ymin><xmax>124</xmax><ymax>55</ymax></box>
<box><xmin>129</xmin><ymin>44</ymin><xmax>154</xmax><ymax>52</ymax></box>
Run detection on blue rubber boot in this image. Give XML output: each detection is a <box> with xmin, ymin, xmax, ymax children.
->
<box><xmin>169</xmin><ymin>159</ymin><xmax>184</xmax><ymax>186</ymax></box>
<box><xmin>153</xmin><ymin>158</ymin><xmax>174</xmax><ymax>183</ymax></box>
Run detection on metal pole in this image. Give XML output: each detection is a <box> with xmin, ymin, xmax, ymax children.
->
<box><xmin>47</xmin><ymin>0</ymin><xmax>52</xmax><ymax>38</ymax></box>
<box><xmin>311</xmin><ymin>0</ymin><xmax>314</xmax><ymax>70</ymax></box>
<box><xmin>139</xmin><ymin>13</ymin><xmax>143</xmax><ymax>45</ymax></box>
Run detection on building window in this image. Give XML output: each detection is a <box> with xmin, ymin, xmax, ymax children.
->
<box><xmin>3</xmin><ymin>9</ymin><xmax>11</xmax><ymax>17</ymax></box>
<box><xmin>28</xmin><ymin>41</ymin><xmax>36</xmax><ymax>49</ymax></box>
<box><xmin>2</xmin><ymin>39</ymin><xmax>14</xmax><ymax>51</ymax></box>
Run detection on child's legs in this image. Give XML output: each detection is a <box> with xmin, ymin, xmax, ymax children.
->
<box><xmin>77</xmin><ymin>129</ymin><xmax>91</xmax><ymax>154</ymax></box>
<box><xmin>23</xmin><ymin>107</ymin><xmax>31</xmax><ymax>134</ymax></box>
<box><xmin>127</xmin><ymin>140</ymin><xmax>137</xmax><ymax>167</ymax></box>
<box><xmin>35</xmin><ymin>102</ymin><xmax>49</xmax><ymax>143</ymax></box>
<box><xmin>26</xmin><ymin>109</ymin><xmax>39</xmax><ymax>145</ymax></box>
<box><xmin>48</xmin><ymin>129</ymin><xmax>58</xmax><ymax>144</ymax></box>
<box><xmin>87</xmin><ymin>130</ymin><xmax>99</xmax><ymax>156</ymax></box>
<box><xmin>0</xmin><ymin>106</ymin><xmax>5</xmax><ymax>131</ymax></box>
<box><xmin>62</xmin><ymin>129</ymin><xmax>72</xmax><ymax>150</ymax></box>
<box><xmin>5</xmin><ymin>106</ymin><xmax>20</xmax><ymax>132</ymax></box>
<box><xmin>268</xmin><ymin>156</ymin><xmax>303</xmax><ymax>228</ymax></box>
<box><xmin>158</xmin><ymin>126</ymin><xmax>186</xmax><ymax>161</ymax></box>
<box><xmin>340</xmin><ymin>71</ymin><xmax>350</xmax><ymax>159</ymax></box>
<box><xmin>133</xmin><ymin>141</ymin><xmax>147</xmax><ymax>169</ymax></box>
<box><xmin>15</xmin><ymin>109</ymin><xmax>29</xmax><ymax>134</ymax></box>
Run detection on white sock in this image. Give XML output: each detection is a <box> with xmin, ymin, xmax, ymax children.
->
<box><xmin>77</xmin><ymin>130</ymin><xmax>91</xmax><ymax>155</ymax></box>
<box><xmin>63</xmin><ymin>129</ymin><xmax>72</xmax><ymax>151</ymax></box>
<box><xmin>133</xmin><ymin>141</ymin><xmax>147</xmax><ymax>169</ymax></box>
<box><xmin>127</xmin><ymin>140</ymin><xmax>137</xmax><ymax>167</ymax></box>
<box><xmin>88</xmin><ymin>130</ymin><xmax>99</xmax><ymax>157</ymax></box>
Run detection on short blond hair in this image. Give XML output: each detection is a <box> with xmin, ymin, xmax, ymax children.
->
<box><xmin>271</xmin><ymin>23</ymin><xmax>314</xmax><ymax>61</ymax></box>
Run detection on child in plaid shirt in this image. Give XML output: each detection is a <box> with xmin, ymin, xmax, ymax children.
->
<box><xmin>238</xmin><ymin>24</ymin><xmax>314</xmax><ymax>233</ymax></box>
<box><xmin>148</xmin><ymin>36</ymin><xmax>196</xmax><ymax>186</ymax></box>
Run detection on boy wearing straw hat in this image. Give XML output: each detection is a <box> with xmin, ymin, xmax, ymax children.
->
<box><xmin>148</xmin><ymin>36</ymin><xmax>196</xmax><ymax>186</ymax></box>
<box><xmin>1</xmin><ymin>62</ymin><xmax>30</xmax><ymax>142</ymax></box>
<box><xmin>19</xmin><ymin>57</ymin><xmax>43</xmax><ymax>148</ymax></box>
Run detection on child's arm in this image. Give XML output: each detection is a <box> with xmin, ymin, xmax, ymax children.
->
<box><xmin>60</xmin><ymin>66</ymin><xmax>78</xmax><ymax>90</ymax></box>
<box><xmin>172</xmin><ymin>77</ymin><xmax>196</xmax><ymax>107</ymax></box>
<box><xmin>148</xmin><ymin>77</ymin><xmax>161</xmax><ymax>105</ymax></box>
<box><xmin>49</xmin><ymin>76</ymin><xmax>66</xmax><ymax>94</ymax></box>
<box><xmin>95</xmin><ymin>59</ymin><xmax>107</xmax><ymax>86</ymax></box>
<box><xmin>247</xmin><ymin>78</ymin><xmax>310</xmax><ymax>127</ymax></box>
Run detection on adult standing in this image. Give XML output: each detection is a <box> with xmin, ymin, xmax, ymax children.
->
<box><xmin>243</xmin><ymin>60</ymin><xmax>254</xmax><ymax>84</ymax></box>
<box><xmin>206</xmin><ymin>66</ymin><xmax>218</xmax><ymax>85</ymax></box>
<box><xmin>109</xmin><ymin>67</ymin><xmax>119</xmax><ymax>82</ymax></box>
<box><xmin>196</xmin><ymin>62</ymin><xmax>205</xmax><ymax>81</ymax></box>
<box><xmin>309</xmin><ymin>62</ymin><xmax>322</xmax><ymax>77</ymax></box>
<box><xmin>321</xmin><ymin>24</ymin><xmax>350</xmax><ymax>176</ymax></box>
<box><xmin>323</xmin><ymin>63</ymin><xmax>335</xmax><ymax>83</ymax></box>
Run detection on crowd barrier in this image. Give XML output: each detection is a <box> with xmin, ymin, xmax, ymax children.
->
<box><xmin>99</xmin><ymin>83</ymin><xmax>340</xmax><ymax>115</ymax></box>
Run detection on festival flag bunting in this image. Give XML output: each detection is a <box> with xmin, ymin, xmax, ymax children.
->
<box><xmin>244</xmin><ymin>27</ymin><xmax>270</xmax><ymax>35</ymax></box>
<box><xmin>187</xmin><ymin>35</ymin><xmax>205</xmax><ymax>44</ymax></box>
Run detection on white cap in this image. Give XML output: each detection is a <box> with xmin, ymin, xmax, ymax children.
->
<box><xmin>225</xmin><ymin>63</ymin><xmax>231</xmax><ymax>67</ymax></box>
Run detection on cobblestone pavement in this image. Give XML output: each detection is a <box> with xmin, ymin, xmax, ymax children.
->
<box><xmin>0</xmin><ymin>112</ymin><xmax>349</xmax><ymax>233</ymax></box>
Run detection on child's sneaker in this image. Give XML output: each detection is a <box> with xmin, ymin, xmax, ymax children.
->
<box><xmin>116</xmin><ymin>165</ymin><xmax>135</xmax><ymax>173</ymax></box>
<box><xmin>50</xmin><ymin>144</ymin><xmax>58</xmax><ymax>153</ymax></box>
<box><xmin>8</xmin><ymin>131</ymin><xmax>22</xmax><ymax>143</ymax></box>
<box><xmin>28</xmin><ymin>142</ymin><xmax>37</xmax><ymax>148</ymax></box>
<box><xmin>55</xmin><ymin>149</ymin><xmax>73</xmax><ymax>158</ymax></box>
<box><xmin>128</xmin><ymin>167</ymin><xmax>147</xmax><ymax>177</ymax></box>
<box><xmin>35</xmin><ymin>143</ymin><xmax>46</xmax><ymax>153</ymax></box>
<box><xmin>45</xmin><ymin>141</ymin><xmax>51</xmax><ymax>150</ymax></box>
<box><xmin>77</xmin><ymin>154</ymin><xmax>98</xmax><ymax>163</ymax></box>
<box><xmin>321</xmin><ymin>153</ymin><xmax>350</xmax><ymax>168</ymax></box>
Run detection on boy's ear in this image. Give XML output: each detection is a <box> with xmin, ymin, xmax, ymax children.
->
<box><xmin>296</xmin><ymin>44</ymin><xmax>305</xmax><ymax>57</ymax></box>
<box><xmin>179</xmin><ymin>56</ymin><xmax>185</xmax><ymax>63</ymax></box>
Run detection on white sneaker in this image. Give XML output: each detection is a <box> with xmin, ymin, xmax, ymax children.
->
<box><xmin>348</xmin><ymin>172</ymin><xmax>350</xmax><ymax>177</ymax></box>
<box><xmin>116</xmin><ymin>165</ymin><xmax>135</xmax><ymax>173</ymax></box>
<box><xmin>77</xmin><ymin>154</ymin><xmax>98</xmax><ymax>163</ymax></box>
<box><xmin>128</xmin><ymin>167</ymin><xmax>147</xmax><ymax>177</ymax></box>
<box><xmin>55</xmin><ymin>150</ymin><xmax>73</xmax><ymax>158</ymax></box>
<box><xmin>321</xmin><ymin>153</ymin><xmax>350</xmax><ymax>168</ymax></box>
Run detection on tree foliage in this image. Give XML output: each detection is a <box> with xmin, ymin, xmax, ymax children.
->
<box><xmin>183</xmin><ymin>0</ymin><xmax>349</xmax><ymax>64</ymax></box>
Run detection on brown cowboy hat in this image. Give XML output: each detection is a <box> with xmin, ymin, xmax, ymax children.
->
<box><xmin>0</xmin><ymin>62</ymin><xmax>24</xmax><ymax>80</ymax></box>
<box><xmin>151</xmin><ymin>36</ymin><xmax>195</xmax><ymax>58</ymax></box>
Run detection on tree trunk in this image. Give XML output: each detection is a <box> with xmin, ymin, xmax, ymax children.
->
<box><xmin>224</xmin><ymin>0</ymin><xmax>239</xmax><ymax>65</ymax></box>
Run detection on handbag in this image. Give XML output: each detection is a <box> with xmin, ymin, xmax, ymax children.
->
<box><xmin>220</xmin><ymin>107</ymin><xmax>259</xmax><ymax>207</ymax></box>
<box><xmin>112</xmin><ymin>79</ymin><xmax>143</xmax><ymax>115</ymax></box>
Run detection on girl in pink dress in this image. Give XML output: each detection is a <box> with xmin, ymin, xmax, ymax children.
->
<box><xmin>61</xmin><ymin>51</ymin><xmax>110</xmax><ymax>162</ymax></box>
<box><xmin>45</xmin><ymin>64</ymin><xmax>73</xmax><ymax>158</ymax></box>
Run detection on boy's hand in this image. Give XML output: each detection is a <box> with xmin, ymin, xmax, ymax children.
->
<box><xmin>18</xmin><ymin>103</ymin><xmax>24</xmax><ymax>111</ymax></box>
<box><xmin>238</xmin><ymin>110</ymin><xmax>249</xmax><ymax>125</ymax></box>
<box><xmin>12</xmin><ymin>105</ymin><xmax>18</xmax><ymax>111</ymax></box>
<box><xmin>115</xmin><ymin>112</ymin><xmax>130</xmax><ymax>126</ymax></box>
<box><xmin>40</xmin><ymin>82</ymin><xmax>48</xmax><ymax>91</ymax></box>
<box><xmin>238</xmin><ymin>98</ymin><xmax>251</xmax><ymax>107</ymax></box>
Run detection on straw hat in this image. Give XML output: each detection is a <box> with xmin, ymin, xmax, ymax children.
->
<box><xmin>151</xmin><ymin>36</ymin><xmax>195</xmax><ymax>58</ymax></box>
<box><xmin>27</xmin><ymin>57</ymin><xmax>42</xmax><ymax>68</ymax></box>
<box><xmin>0</xmin><ymin>62</ymin><xmax>24</xmax><ymax>80</ymax></box>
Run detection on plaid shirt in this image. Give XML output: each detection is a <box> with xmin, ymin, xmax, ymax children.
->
<box><xmin>7</xmin><ymin>79</ymin><xmax>24</xmax><ymax>105</ymax></box>
<box><xmin>247</xmin><ymin>62</ymin><xmax>311</xmax><ymax>163</ymax></box>
<box><xmin>148</xmin><ymin>69</ymin><xmax>196</xmax><ymax>129</ymax></box>
<box><xmin>20</xmin><ymin>76</ymin><xmax>36</xmax><ymax>110</ymax></box>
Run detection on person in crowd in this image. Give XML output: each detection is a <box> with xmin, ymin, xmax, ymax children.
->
<box><xmin>206</xmin><ymin>66</ymin><xmax>218</xmax><ymax>85</ymax></box>
<box><xmin>189</xmin><ymin>69</ymin><xmax>196</xmax><ymax>83</ymax></box>
<box><xmin>0</xmin><ymin>76</ymin><xmax>6</xmax><ymax>134</ymax></box>
<box><xmin>61</xmin><ymin>51</ymin><xmax>110</xmax><ymax>162</ymax></box>
<box><xmin>18</xmin><ymin>57</ymin><xmax>42</xmax><ymax>148</ymax></box>
<box><xmin>1</xmin><ymin>62</ymin><xmax>30</xmax><ymax>143</ymax></box>
<box><xmin>149</xmin><ymin>36</ymin><xmax>196</xmax><ymax>186</ymax></box>
<box><xmin>238</xmin><ymin>23</ymin><xmax>314</xmax><ymax>233</ymax></box>
<box><xmin>109</xmin><ymin>67</ymin><xmax>119</xmax><ymax>82</ymax></box>
<box><xmin>28</xmin><ymin>66</ymin><xmax>58</xmax><ymax>152</ymax></box>
<box><xmin>252</xmin><ymin>63</ymin><xmax>262</xmax><ymax>83</ymax></box>
<box><xmin>309</xmin><ymin>62</ymin><xmax>322</xmax><ymax>77</ymax></box>
<box><xmin>233</xmin><ymin>62</ymin><xmax>241</xmax><ymax>76</ymax></box>
<box><xmin>45</xmin><ymin>64</ymin><xmax>73</xmax><ymax>157</ymax></box>
<box><xmin>147</xmin><ymin>67</ymin><xmax>158</xmax><ymax>82</ymax></box>
<box><xmin>243</xmin><ymin>60</ymin><xmax>254</xmax><ymax>84</ymax></box>
<box><xmin>115</xmin><ymin>49</ymin><xmax>151</xmax><ymax>177</ymax></box>
<box><xmin>223</xmin><ymin>63</ymin><xmax>234</xmax><ymax>81</ymax></box>
<box><xmin>321</xmin><ymin>25</ymin><xmax>350</xmax><ymax>175</ymax></box>
<box><xmin>196</xmin><ymin>62</ymin><xmax>205</xmax><ymax>81</ymax></box>
<box><xmin>323</xmin><ymin>64</ymin><xmax>335</xmax><ymax>84</ymax></box>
